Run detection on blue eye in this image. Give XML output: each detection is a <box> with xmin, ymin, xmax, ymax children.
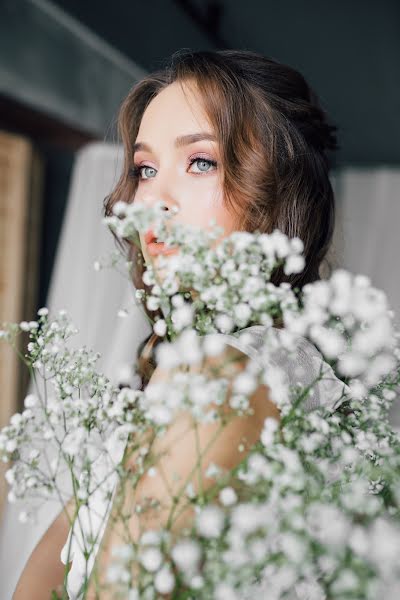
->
<box><xmin>129</xmin><ymin>157</ymin><xmax>217</xmax><ymax>180</ymax></box>
<box><xmin>138</xmin><ymin>165</ymin><xmax>157</xmax><ymax>179</ymax></box>
<box><xmin>188</xmin><ymin>157</ymin><xmax>217</xmax><ymax>174</ymax></box>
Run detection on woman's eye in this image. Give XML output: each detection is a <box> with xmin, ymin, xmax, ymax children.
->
<box><xmin>130</xmin><ymin>157</ymin><xmax>217</xmax><ymax>181</ymax></box>
<box><xmin>188</xmin><ymin>157</ymin><xmax>217</xmax><ymax>174</ymax></box>
<box><xmin>137</xmin><ymin>165</ymin><xmax>157</xmax><ymax>180</ymax></box>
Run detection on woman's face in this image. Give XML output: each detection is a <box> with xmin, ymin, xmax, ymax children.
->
<box><xmin>132</xmin><ymin>80</ymin><xmax>237</xmax><ymax>273</ymax></box>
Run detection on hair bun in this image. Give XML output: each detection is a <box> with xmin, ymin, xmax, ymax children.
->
<box><xmin>307</xmin><ymin>89</ymin><xmax>339</xmax><ymax>153</ymax></box>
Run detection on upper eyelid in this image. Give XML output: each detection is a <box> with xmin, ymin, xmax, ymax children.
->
<box><xmin>132</xmin><ymin>141</ymin><xmax>218</xmax><ymax>164</ymax></box>
<box><xmin>134</xmin><ymin>156</ymin><xmax>217</xmax><ymax>174</ymax></box>
<box><xmin>134</xmin><ymin>151</ymin><xmax>215</xmax><ymax>165</ymax></box>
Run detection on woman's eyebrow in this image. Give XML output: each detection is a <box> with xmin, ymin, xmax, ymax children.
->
<box><xmin>133</xmin><ymin>132</ymin><xmax>217</xmax><ymax>154</ymax></box>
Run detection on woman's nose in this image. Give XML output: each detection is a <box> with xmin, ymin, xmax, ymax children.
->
<box><xmin>136</xmin><ymin>194</ymin><xmax>180</xmax><ymax>238</ymax></box>
<box><xmin>142</xmin><ymin>193</ymin><xmax>168</xmax><ymax>209</ymax></box>
<box><xmin>138</xmin><ymin>192</ymin><xmax>178</xmax><ymax>215</ymax></box>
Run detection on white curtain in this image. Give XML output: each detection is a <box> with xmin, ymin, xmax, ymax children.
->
<box><xmin>1</xmin><ymin>143</ymin><xmax>399</xmax><ymax>597</ymax></box>
<box><xmin>330</xmin><ymin>167</ymin><xmax>400</xmax><ymax>428</ymax></box>
<box><xmin>331</xmin><ymin>167</ymin><xmax>400</xmax><ymax>326</ymax></box>
<box><xmin>0</xmin><ymin>142</ymin><xmax>151</xmax><ymax>599</ymax></box>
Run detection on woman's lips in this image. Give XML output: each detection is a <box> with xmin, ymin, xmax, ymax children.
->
<box><xmin>144</xmin><ymin>228</ymin><xmax>178</xmax><ymax>256</ymax></box>
<box><xmin>147</xmin><ymin>241</ymin><xmax>179</xmax><ymax>256</ymax></box>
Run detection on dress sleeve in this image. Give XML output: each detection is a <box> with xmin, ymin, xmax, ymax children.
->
<box><xmin>203</xmin><ymin>326</ymin><xmax>349</xmax><ymax>413</ymax></box>
<box><xmin>203</xmin><ymin>329</ymin><xmax>267</xmax><ymax>370</ymax></box>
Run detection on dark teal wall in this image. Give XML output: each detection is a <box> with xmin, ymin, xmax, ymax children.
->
<box><xmin>52</xmin><ymin>0</ymin><xmax>400</xmax><ymax>167</ymax></box>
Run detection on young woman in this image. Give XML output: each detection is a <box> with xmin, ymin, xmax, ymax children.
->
<box><xmin>13</xmin><ymin>48</ymin><xmax>341</xmax><ymax>599</ymax></box>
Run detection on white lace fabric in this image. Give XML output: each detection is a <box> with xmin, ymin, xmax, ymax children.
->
<box><xmin>216</xmin><ymin>325</ymin><xmax>349</xmax><ymax>413</ymax></box>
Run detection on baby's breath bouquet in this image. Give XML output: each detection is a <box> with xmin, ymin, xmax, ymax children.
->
<box><xmin>1</xmin><ymin>201</ymin><xmax>400</xmax><ymax>600</ymax></box>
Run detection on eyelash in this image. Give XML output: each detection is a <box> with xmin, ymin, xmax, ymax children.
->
<box><xmin>128</xmin><ymin>156</ymin><xmax>217</xmax><ymax>180</ymax></box>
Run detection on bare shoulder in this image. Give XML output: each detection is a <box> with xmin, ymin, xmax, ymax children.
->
<box><xmin>12</xmin><ymin>497</ymin><xmax>76</xmax><ymax>600</ymax></box>
<box><xmin>148</xmin><ymin>336</ymin><xmax>281</xmax><ymax>439</ymax></box>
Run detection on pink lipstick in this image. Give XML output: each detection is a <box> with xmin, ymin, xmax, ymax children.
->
<box><xmin>144</xmin><ymin>229</ymin><xmax>178</xmax><ymax>256</ymax></box>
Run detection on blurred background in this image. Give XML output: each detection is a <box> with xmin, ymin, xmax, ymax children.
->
<box><xmin>0</xmin><ymin>0</ymin><xmax>399</xmax><ymax>594</ymax></box>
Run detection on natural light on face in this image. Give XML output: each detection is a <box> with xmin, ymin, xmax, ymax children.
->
<box><xmin>131</xmin><ymin>79</ymin><xmax>237</xmax><ymax>279</ymax></box>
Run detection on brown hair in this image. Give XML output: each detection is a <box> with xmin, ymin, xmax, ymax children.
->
<box><xmin>103</xmin><ymin>49</ymin><xmax>339</xmax><ymax>389</ymax></box>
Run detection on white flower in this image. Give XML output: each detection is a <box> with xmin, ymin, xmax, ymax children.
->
<box><xmin>330</xmin><ymin>569</ymin><xmax>359</xmax><ymax>594</ymax></box>
<box><xmin>230</xmin><ymin>503</ymin><xmax>265</xmax><ymax>536</ymax></box>
<box><xmin>146</xmin><ymin>296</ymin><xmax>160</xmax><ymax>311</ymax></box>
<box><xmin>337</xmin><ymin>351</ymin><xmax>368</xmax><ymax>377</ymax></box>
<box><xmin>203</xmin><ymin>334</ymin><xmax>227</xmax><ymax>357</ymax></box>
<box><xmin>155</xmin><ymin>342</ymin><xmax>181</xmax><ymax>369</ymax></box>
<box><xmin>290</xmin><ymin>236</ymin><xmax>304</xmax><ymax>253</ymax></box>
<box><xmin>279</xmin><ymin>531</ymin><xmax>306</xmax><ymax>564</ymax></box>
<box><xmin>262</xmin><ymin>366</ymin><xmax>290</xmax><ymax>408</ymax></box>
<box><xmin>176</xmin><ymin>329</ymin><xmax>202</xmax><ymax>364</ymax></box>
<box><xmin>205</xmin><ymin>462</ymin><xmax>222</xmax><ymax>479</ymax></box>
<box><xmin>139</xmin><ymin>547</ymin><xmax>163</xmax><ymax>572</ymax></box>
<box><xmin>62</xmin><ymin>427</ymin><xmax>86</xmax><ymax>456</ymax></box>
<box><xmin>352</xmin><ymin>316</ymin><xmax>393</xmax><ymax>355</ymax></box>
<box><xmin>195</xmin><ymin>505</ymin><xmax>225</xmax><ymax>538</ymax></box>
<box><xmin>284</xmin><ymin>254</ymin><xmax>305</xmax><ymax>275</ymax></box>
<box><xmin>309</xmin><ymin>325</ymin><xmax>346</xmax><ymax>359</ymax></box>
<box><xmin>306</xmin><ymin>503</ymin><xmax>349</xmax><ymax>547</ymax></box>
<box><xmin>5</xmin><ymin>439</ymin><xmax>17</xmax><ymax>453</ymax></box>
<box><xmin>233</xmin><ymin>303</ymin><xmax>251</xmax><ymax>323</ymax></box>
<box><xmin>232</xmin><ymin>372</ymin><xmax>257</xmax><ymax>395</ymax></box>
<box><xmin>10</xmin><ymin>413</ymin><xmax>22</xmax><ymax>427</ymax></box>
<box><xmin>260</xmin><ymin>417</ymin><xmax>279</xmax><ymax>446</ymax></box>
<box><xmin>369</xmin><ymin>353</ymin><xmax>397</xmax><ymax>385</ymax></box>
<box><xmin>154</xmin><ymin>565</ymin><xmax>175</xmax><ymax>594</ymax></box>
<box><xmin>37</xmin><ymin>307</ymin><xmax>49</xmax><ymax>316</ymax></box>
<box><xmin>5</xmin><ymin>469</ymin><xmax>15</xmax><ymax>484</ymax></box>
<box><xmin>106</xmin><ymin>563</ymin><xmax>129</xmax><ymax>584</ymax></box>
<box><xmin>189</xmin><ymin>574</ymin><xmax>205</xmax><ymax>590</ymax></box>
<box><xmin>142</xmin><ymin>270</ymin><xmax>156</xmax><ymax>286</ymax></box>
<box><xmin>348</xmin><ymin>379</ymin><xmax>367</xmax><ymax>400</ymax></box>
<box><xmin>231</xmin><ymin>231</ymin><xmax>254</xmax><ymax>251</ymax></box>
<box><xmin>219</xmin><ymin>486</ymin><xmax>238</xmax><ymax>506</ymax></box>
<box><xmin>185</xmin><ymin>482</ymin><xmax>196</xmax><ymax>499</ymax></box>
<box><xmin>171</xmin><ymin>539</ymin><xmax>202</xmax><ymax>572</ymax></box>
<box><xmin>294</xmin><ymin>579</ymin><xmax>326</xmax><ymax>600</ymax></box>
<box><xmin>113</xmin><ymin>362</ymin><xmax>133</xmax><ymax>386</ymax></box>
<box><xmin>215</xmin><ymin>582</ymin><xmax>240</xmax><ymax>600</ymax></box>
<box><xmin>18</xmin><ymin>511</ymin><xmax>29</xmax><ymax>524</ymax></box>
<box><xmin>148</xmin><ymin>404</ymin><xmax>172</xmax><ymax>426</ymax></box>
<box><xmin>24</xmin><ymin>394</ymin><xmax>38</xmax><ymax>408</ymax></box>
<box><xmin>171</xmin><ymin>304</ymin><xmax>194</xmax><ymax>330</ymax></box>
<box><xmin>272</xmin><ymin>230</ymin><xmax>291</xmax><ymax>258</ymax></box>
<box><xmin>215</xmin><ymin>313</ymin><xmax>234</xmax><ymax>334</ymax></box>
<box><xmin>112</xmin><ymin>200</ymin><xmax>128</xmax><ymax>216</ymax></box>
<box><xmin>153</xmin><ymin>319</ymin><xmax>167</xmax><ymax>336</ymax></box>
<box><xmin>306</xmin><ymin>279</ymin><xmax>331</xmax><ymax>307</ymax></box>
<box><xmin>368</xmin><ymin>517</ymin><xmax>400</xmax><ymax>575</ymax></box>
<box><xmin>353</xmin><ymin>286</ymin><xmax>387</xmax><ymax>322</ymax></box>
<box><xmin>348</xmin><ymin>525</ymin><xmax>369</xmax><ymax>557</ymax></box>
<box><xmin>140</xmin><ymin>530</ymin><xmax>162</xmax><ymax>546</ymax></box>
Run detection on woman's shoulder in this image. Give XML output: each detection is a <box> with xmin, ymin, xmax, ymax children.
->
<box><xmin>205</xmin><ymin>324</ymin><xmax>348</xmax><ymax>413</ymax></box>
